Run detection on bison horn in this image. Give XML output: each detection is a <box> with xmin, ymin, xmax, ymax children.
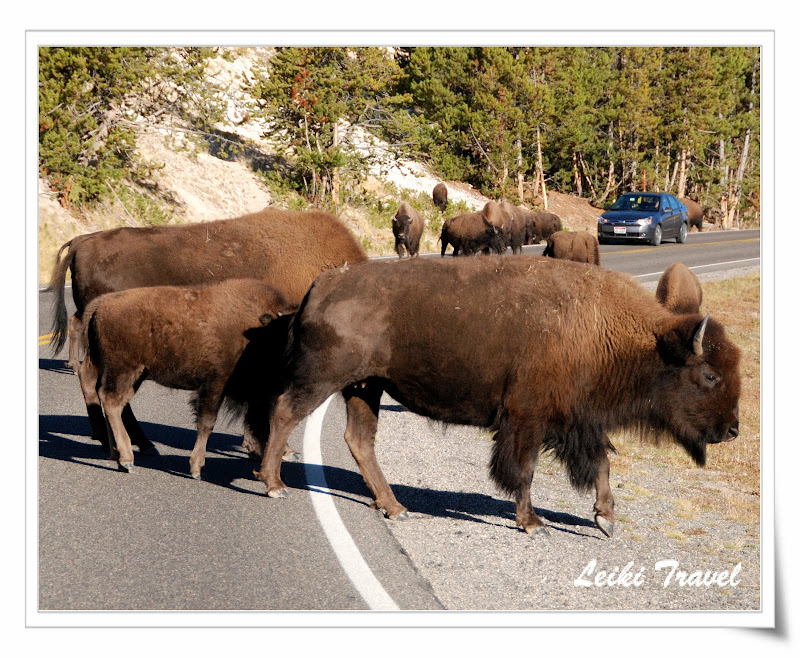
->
<box><xmin>692</xmin><ymin>315</ymin><xmax>710</xmax><ymax>356</ymax></box>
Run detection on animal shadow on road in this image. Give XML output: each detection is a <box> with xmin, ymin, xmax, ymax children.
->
<box><xmin>39</xmin><ymin>358</ymin><xmax>75</xmax><ymax>376</ymax></box>
<box><xmin>38</xmin><ymin>414</ymin><xmax>307</xmax><ymax>496</ymax></box>
<box><xmin>39</xmin><ymin>414</ymin><xmax>600</xmax><ymax>536</ymax></box>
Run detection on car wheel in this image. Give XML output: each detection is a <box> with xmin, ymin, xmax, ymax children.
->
<box><xmin>676</xmin><ymin>222</ymin><xmax>688</xmax><ymax>244</ymax></box>
<box><xmin>598</xmin><ymin>236</ymin><xmax>607</xmax><ymax>245</ymax></box>
<box><xmin>650</xmin><ymin>224</ymin><xmax>662</xmax><ymax>247</ymax></box>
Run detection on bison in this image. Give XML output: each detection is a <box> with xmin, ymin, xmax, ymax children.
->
<box><xmin>527</xmin><ymin>211</ymin><xmax>563</xmax><ymax>244</ymax></box>
<box><xmin>78</xmin><ymin>278</ymin><xmax>294</xmax><ymax>476</ymax></box>
<box><xmin>432</xmin><ymin>183</ymin><xmax>448</xmax><ymax>212</ymax></box>
<box><xmin>498</xmin><ymin>200</ymin><xmax>529</xmax><ymax>254</ymax></box>
<box><xmin>656</xmin><ymin>262</ymin><xmax>703</xmax><ymax>314</ymax></box>
<box><xmin>439</xmin><ymin>211</ymin><xmax>505</xmax><ymax>257</ymax></box>
<box><xmin>47</xmin><ymin>207</ymin><xmax>366</xmax><ymax>455</ymax></box>
<box><xmin>542</xmin><ymin>231</ymin><xmax>601</xmax><ymax>266</ymax></box>
<box><xmin>392</xmin><ymin>201</ymin><xmax>425</xmax><ymax>258</ymax></box>
<box><xmin>680</xmin><ymin>197</ymin><xmax>704</xmax><ymax>232</ymax></box>
<box><xmin>254</xmin><ymin>256</ymin><xmax>741</xmax><ymax>539</ymax></box>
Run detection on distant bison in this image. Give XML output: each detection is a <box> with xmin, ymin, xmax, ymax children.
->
<box><xmin>656</xmin><ymin>262</ymin><xmax>703</xmax><ymax>314</ymax></box>
<box><xmin>439</xmin><ymin>211</ymin><xmax>505</xmax><ymax>257</ymax></box>
<box><xmin>527</xmin><ymin>211</ymin><xmax>563</xmax><ymax>244</ymax></box>
<box><xmin>542</xmin><ymin>231</ymin><xmax>601</xmax><ymax>266</ymax></box>
<box><xmin>498</xmin><ymin>200</ymin><xmax>529</xmax><ymax>254</ymax></box>
<box><xmin>254</xmin><ymin>257</ymin><xmax>741</xmax><ymax>539</ymax></box>
<box><xmin>392</xmin><ymin>201</ymin><xmax>425</xmax><ymax>258</ymax></box>
<box><xmin>78</xmin><ymin>279</ymin><xmax>294</xmax><ymax>476</ymax></box>
<box><xmin>48</xmin><ymin>207</ymin><xmax>366</xmax><ymax>456</ymax></box>
<box><xmin>680</xmin><ymin>197</ymin><xmax>704</xmax><ymax>232</ymax></box>
<box><xmin>432</xmin><ymin>183</ymin><xmax>448</xmax><ymax>212</ymax></box>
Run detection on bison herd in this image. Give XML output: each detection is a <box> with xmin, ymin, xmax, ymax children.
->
<box><xmin>47</xmin><ymin>188</ymin><xmax>740</xmax><ymax>541</ymax></box>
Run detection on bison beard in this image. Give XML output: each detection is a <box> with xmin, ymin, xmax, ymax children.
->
<box><xmin>254</xmin><ymin>256</ymin><xmax>741</xmax><ymax>538</ymax></box>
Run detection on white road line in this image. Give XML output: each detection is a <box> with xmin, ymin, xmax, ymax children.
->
<box><xmin>634</xmin><ymin>257</ymin><xmax>760</xmax><ymax>279</ymax></box>
<box><xmin>302</xmin><ymin>395</ymin><xmax>400</xmax><ymax>611</ymax></box>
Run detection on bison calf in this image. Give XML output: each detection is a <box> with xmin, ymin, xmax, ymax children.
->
<box><xmin>432</xmin><ymin>183</ymin><xmax>448</xmax><ymax>212</ymax></box>
<box><xmin>542</xmin><ymin>231</ymin><xmax>601</xmax><ymax>266</ymax></box>
<box><xmin>255</xmin><ymin>257</ymin><xmax>741</xmax><ymax>539</ymax></box>
<box><xmin>78</xmin><ymin>279</ymin><xmax>294</xmax><ymax>476</ymax></box>
<box><xmin>392</xmin><ymin>201</ymin><xmax>425</xmax><ymax>258</ymax></box>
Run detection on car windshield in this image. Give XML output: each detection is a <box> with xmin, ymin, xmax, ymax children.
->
<box><xmin>609</xmin><ymin>195</ymin><xmax>660</xmax><ymax>211</ymax></box>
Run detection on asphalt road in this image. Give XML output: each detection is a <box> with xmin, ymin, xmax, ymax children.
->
<box><xmin>36</xmin><ymin>228</ymin><xmax>761</xmax><ymax>616</ymax></box>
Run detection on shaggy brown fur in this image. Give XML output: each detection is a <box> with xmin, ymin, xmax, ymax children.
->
<box><xmin>498</xmin><ymin>200</ymin><xmax>529</xmax><ymax>254</ymax></box>
<box><xmin>680</xmin><ymin>197</ymin><xmax>704</xmax><ymax>232</ymax></box>
<box><xmin>78</xmin><ymin>279</ymin><xmax>294</xmax><ymax>476</ymax></box>
<box><xmin>439</xmin><ymin>211</ymin><xmax>505</xmax><ymax>256</ymax></box>
<box><xmin>392</xmin><ymin>201</ymin><xmax>425</xmax><ymax>258</ymax></box>
<box><xmin>527</xmin><ymin>211</ymin><xmax>563</xmax><ymax>244</ymax></box>
<box><xmin>432</xmin><ymin>183</ymin><xmax>448</xmax><ymax>212</ymax></box>
<box><xmin>255</xmin><ymin>256</ymin><xmax>741</xmax><ymax>539</ymax></box>
<box><xmin>542</xmin><ymin>231</ymin><xmax>601</xmax><ymax>266</ymax></box>
<box><xmin>656</xmin><ymin>262</ymin><xmax>703</xmax><ymax>314</ymax></box>
<box><xmin>48</xmin><ymin>207</ymin><xmax>366</xmax><ymax>455</ymax></box>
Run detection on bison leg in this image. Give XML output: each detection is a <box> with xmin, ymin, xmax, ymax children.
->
<box><xmin>188</xmin><ymin>386</ymin><xmax>224</xmax><ymax>479</ymax></box>
<box><xmin>98</xmin><ymin>373</ymin><xmax>138</xmax><ymax>472</ymax></box>
<box><xmin>342</xmin><ymin>382</ymin><xmax>408</xmax><ymax>520</ymax></box>
<box><xmin>242</xmin><ymin>413</ymin><xmax>300</xmax><ymax>463</ymax></box>
<box><xmin>490</xmin><ymin>414</ymin><xmax>549</xmax><ymax>536</ymax></box>
<box><xmin>121</xmin><ymin>405</ymin><xmax>158</xmax><ymax>455</ymax></box>
<box><xmin>254</xmin><ymin>388</ymin><xmax>329</xmax><ymax>497</ymax></box>
<box><xmin>593</xmin><ymin>446</ymin><xmax>615</xmax><ymax>538</ymax></box>
<box><xmin>67</xmin><ymin>313</ymin><xmax>83</xmax><ymax>373</ymax></box>
<box><xmin>77</xmin><ymin>355</ymin><xmax>109</xmax><ymax>448</ymax></box>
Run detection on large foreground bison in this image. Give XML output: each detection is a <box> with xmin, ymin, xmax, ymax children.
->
<box><xmin>542</xmin><ymin>231</ymin><xmax>601</xmax><ymax>265</ymax></box>
<box><xmin>656</xmin><ymin>262</ymin><xmax>703</xmax><ymax>314</ymax></box>
<box><xmin>78</xmin><ymin>279</ymin><xmax>293</xmax><ymax>476</ymax></box>
<box><xmin>48</xmin><ymin>207</ymin><xmax>366</xmax><ymax>455</ymax></box>
<box><xmin>392</xmin><ymin>201</ymin><xmax>425</xmax><ymax>258</ymax></box>
<box><xmin>48</xmin><ymin>207</ymin><xmax>366</xmax><ymax>369</ymax></box>
<box><xmin>255</xmin><ymin>257</ymin><xmax>741</xmax><ymax>538</ymax></box>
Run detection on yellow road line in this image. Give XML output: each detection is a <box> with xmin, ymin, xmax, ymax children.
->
<box><xmin>604</xmin><ymin>237</ymin><xmax>759</xmax><ymax>256</ymax></box>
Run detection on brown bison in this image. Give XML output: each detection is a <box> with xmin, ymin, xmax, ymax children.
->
<box><xmin>656</xmin><ymin>262</ymin><xmax>703</xmax><ymax>314</ymax></box>
<box><xmin>392</xmin><ymin>201</ymin><xmax>425</xmax><ymax>258</ymax></box>
<box><xmin>48</xmin><ymin>207</ymin><xmax>366</xmax><ymax>455</ymax></box>
<box><xmin>498</xmin><ymin>200</ymin><xmax>529</xmax><ymax>254</ymax></box>
<box><xmin>542</xmin><ymin>231</ymin><xmax>601</xmax><ymax>266</ymax></box>
<box><xmin>432</xmin><ymin>183</ymin><xmax>448</xmax><ymax>212</ymax></box>
<box><xmin>527</xmin><ymin>211</ymin><xmax>563</xmax><ymax>244</ymax></box>
<box><xmin>254</xmin><ymin>256</ymin><xmax>741</xmax><ymax>539</ymax></box>
<box><xmin>78</xmin><ymin>279</ymin><xmax>294</xmax><ymax>476</ymax></box>
<box><xmin>439</xmin><ymin>211</ymin><xmax>505</xmax><ymax>256</ymax></box>
<box><xmin>680</xmin><ymin>197</ymin><xmax>704</xmax><ymax>232</ymax></box>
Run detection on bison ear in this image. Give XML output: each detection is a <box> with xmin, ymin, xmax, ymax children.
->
<box><xmin>657</xmin><ymin>315</ymin><xmax>711</xmax><ymax>365</ymax></box>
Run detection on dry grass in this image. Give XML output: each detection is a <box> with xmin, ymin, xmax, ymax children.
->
<box><xmin>610</xmin><ymin>273</ymin><xmax>761</xmax><ymax>525</ymax></box>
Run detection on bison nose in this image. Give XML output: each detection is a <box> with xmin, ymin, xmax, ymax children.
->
<box><xmin>727</xmin><ymin>424</ymin><xmax>739</xmax><ymax>441</ymax></box>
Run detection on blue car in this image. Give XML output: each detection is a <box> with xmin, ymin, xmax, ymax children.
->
<box><xmin>597</xmin><ymin>192</ymin><xmax>689</xmax><ymax>246</ymax></box>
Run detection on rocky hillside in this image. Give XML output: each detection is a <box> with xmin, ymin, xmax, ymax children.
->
<box><xmin>37</xmin><ymin>48</ymin><xmax>604</xmax><ymax>285</ymax></box>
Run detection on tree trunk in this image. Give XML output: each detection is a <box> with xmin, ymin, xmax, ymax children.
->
<box><xmin>516</xmin><ymin>137</ymin><xmax>524</xmax><ymax>202</ymax></box>
<box><xmin>677</xmin><ymin>148</ymin><xmax>688</xmax><ymax>198</ymax></box>
<box><xmin>536</xmin><ymin>126</ymin><xmax>548</xmax><ymax>209</ymax></box>
<box><xmin>332</xmin><ymin>122</ymin><xmax>340</xmax><ymax>206</ymax></box>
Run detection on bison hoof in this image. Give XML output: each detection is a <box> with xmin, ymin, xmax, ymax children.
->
<box><xmin>118</xmin><ymin>462</ymin><xmax>134</xmax><ymax>473</ymax></box>
<box><xmin>282</xmin><ymin>450</ymin><xmax>301</xmax><ymax>463</ymax></box>
<box><xmin>190</xmin><ymin>471</ymin><xmax>202</xmax><ymax>480</ymax></box>
<box><xmin>388</xmin><ymin>510</ymin><xmax>410</xmax><ymax>521</ymax></box>
<box><xmin>524</xmin><ymin>525</ymin><xmax>550</xmax><ymax>537</ymax></box>
<box><xmin>595</xmin><ymin>515</ymin><xmax>614</xmax><ymax>538</ymax></box>
<box><xmin>267</xmin><ymin>488</ymin><xmax>289</xmax><ymax>499</ymax></box>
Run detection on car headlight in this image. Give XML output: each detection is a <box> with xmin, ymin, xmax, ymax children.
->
<box><xmin>636</xmin><ymin>216</ymin><xmax>653</xmax><ymax>225</ymax></box>
<box><xmin>599</xmin><ymin>216</ymin><xmax>608</xmax><ymax>224</ymax></box>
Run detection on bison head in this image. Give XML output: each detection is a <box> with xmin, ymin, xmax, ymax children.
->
<box><xmin>392</xmin><ymin>212</ymin><xmax>411</xmax><ymax>240</ymax></box>
<box><xmin>653</xmin><ymin>314</ymin><xmax>741</xmax><ymax>466</ymax></box>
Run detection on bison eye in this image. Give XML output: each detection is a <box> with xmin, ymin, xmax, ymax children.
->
<box><xmin>705</xmin><ymin>373</ymin><xmax>717</xmax><ymax>383</ymax></box>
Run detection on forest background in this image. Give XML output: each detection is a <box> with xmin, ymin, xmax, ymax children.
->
<box><xmin>38</xmin><ymin>45</ymin><xmax>760</xmax><ymax>253</ymax></box>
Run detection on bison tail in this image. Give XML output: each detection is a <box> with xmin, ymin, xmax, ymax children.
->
<box><xmin>46</xmin><ymin>238</ymin><xmax>78</xmax><ymax>355</ymax></box>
